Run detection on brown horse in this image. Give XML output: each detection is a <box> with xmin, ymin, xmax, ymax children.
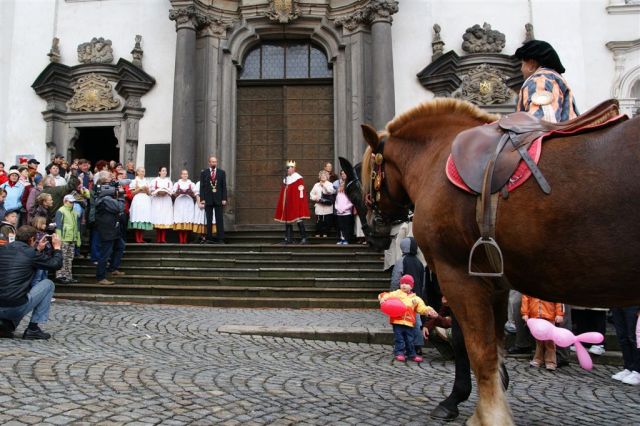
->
<box><xmin>353</xmin><ymin>98</ymin><xmax>640</xmax><ymax>425</ymax></box>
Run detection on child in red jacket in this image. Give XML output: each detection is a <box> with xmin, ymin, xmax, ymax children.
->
<box><xmin>521</xmin><ymin>294</ymin><xmax>564</xmax><ymax>370</ymax></box>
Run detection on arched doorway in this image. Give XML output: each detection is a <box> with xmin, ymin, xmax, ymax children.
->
<box><xmin>236</xmin><ymin>41</ymin><xmax>334</xmax><ymax>225</ymax></box>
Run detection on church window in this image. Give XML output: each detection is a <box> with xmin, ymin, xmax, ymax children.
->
<box><xmin>239</xmin><ymin>41</ymin><xmax>332</xmax><ymax>80</ymax></box>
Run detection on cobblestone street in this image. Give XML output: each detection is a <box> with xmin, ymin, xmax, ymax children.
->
<box><xmin>0</xmin><ymin>301</ymin><xmax>638</xmax><ymax>425</ymax></box>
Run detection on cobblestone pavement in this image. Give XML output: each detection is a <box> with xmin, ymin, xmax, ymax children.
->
<box><xmin>0</xmin><ymin>301</ymin><xmax>638</xmax><ymax>425</ymax></box>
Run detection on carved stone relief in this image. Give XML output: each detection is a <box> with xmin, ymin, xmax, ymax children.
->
<box><xmin>334</xmin><ymin>9</ymin><xmax>369</xmax><ymax>31</ymax></box>
<box><xmin>334</xmin><ymin>0</ymin><xmax>399</xmax><ymax>31</ymax></box>
<box><xmin>198</xmin><ymin>16</ymin><xmax>233</xmax><ymax>38</ymax></box>
<box><xmin>266</xmin><ymin>0</ymin><xmax>300</xmax><ymax>24</ymax></box>
<box><xmin>169</xmin><ymin>6</ymin><xmax>197</xmax><ymax>26</ymax></box>
<box><xmin>461</xmin><ymin>23</ymin><xmax>505</xmax><ymax>53</ymax></box>
<box><xmin>126</xmin><ymin>119</ymin><xmax>139</xmax><ymax>137</ymax></box>
<box><xmin>67</xmin><ymin>73</ymin><xmax>121</xmax><ymax>112</ymax></box>
<box><xmin>77</xmin><ymin>37</ymin><xmax>114</xmax><ymax>64</ymax></box>
<box><xmin>452</xmin><ymin>64</ymin><xmax>514</xmax><ymax>105</ymax></box>
<box><xmin>368</xmin><ymin>0</ymin><xmax>399</xmax><ymax>22</ymax></box>
<box><xmin>125</xmin><ymin>140</ymin><xmax>138</xmax><ymax>163</ymax></box>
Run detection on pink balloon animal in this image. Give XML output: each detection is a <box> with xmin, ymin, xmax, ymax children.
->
<box><xmin>526</xmin><ymin>318</ymin><xmax>604</xmax><ymax>370</ymax></box>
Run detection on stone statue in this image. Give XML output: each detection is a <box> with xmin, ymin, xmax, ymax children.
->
<box><xmin>524</xmin><ymin>23</ymin><xmax>535</xmax><ymax>43</ymax></box>
<box><xmin>461</xmin><ymin>23</ymin><xmax>506</xmax><ymax>54</ymax></box>
<box><xmin>77</xmin><ymin>37</ymin><xmax>114</xmax><ymax>64</ymax></box>
<box><xmin>47</xmin><ymin>37</ymin><xmax>61</xmax><ymax>63</ymax></box>
<box><xmin>433</xmin><ymin>24</ymin><xmax>442</xmax><ymax>42</ymax></box>
<box><xmin>131</xmin><ymin>35</ymin><xmax>144</xmax><ymax>68</ymax></box>
<box><xmin>432</xmin><ymin>23</ymin><xmax>445</xmax><ymax>61</ymax></box>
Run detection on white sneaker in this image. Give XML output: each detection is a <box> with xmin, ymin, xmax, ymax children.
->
<box><xmin>588</xmin><ymin>345</ymin><xmax>605</xmax><ymax>356</ymax></box>
<box><xmin>621</xmin><ymin>371</ymin><xmax>640</xmax><ymax>385</ymax></box>
<box><xmin>612</xmin><ymin>369</ymin><xmax>632</xmax><ymax>381</ymax></box>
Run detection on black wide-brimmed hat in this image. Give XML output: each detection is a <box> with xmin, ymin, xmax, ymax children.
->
<box><xmin>514</xmin><ymin>40</ymin><xmax>566</xmax><ymax>74</ymax></box>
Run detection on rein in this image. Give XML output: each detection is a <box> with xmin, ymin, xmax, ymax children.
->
<box><xmin>369</xmin><ymin>135</ymin><xmax>414</xmax><ymax>222</ymax></box>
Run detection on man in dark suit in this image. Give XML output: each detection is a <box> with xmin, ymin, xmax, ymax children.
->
<box><xmin>199</xmin><ymin>156</ymin><xmax>227</xmax><ymax>243</ymax></box>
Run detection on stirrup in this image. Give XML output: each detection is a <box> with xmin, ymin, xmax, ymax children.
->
<box><xmin>468</xmin><ymin>237</ymin><xmax>504</xmax><ymax>277</ymax></box>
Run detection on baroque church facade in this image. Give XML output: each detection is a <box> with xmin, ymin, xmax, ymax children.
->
<box><xmin>1</xmin><ymin>0</ymin><xmax>639</xmax><ymax>226</ymax></box>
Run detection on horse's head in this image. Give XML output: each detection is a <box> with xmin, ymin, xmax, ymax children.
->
<box><xmin>337</xmin><ymin>125</ymin><xmax>412</xmax><ymax>250</ymax></box>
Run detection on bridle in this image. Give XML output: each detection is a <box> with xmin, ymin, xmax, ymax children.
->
<box><xmin>368</xmin><ymin>134</ymin><xmax>413</xmax><ymax>223</ymax></box>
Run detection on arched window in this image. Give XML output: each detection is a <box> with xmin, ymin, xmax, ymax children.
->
<box><xmin>239</xmin><ymin>41</ymin><xmax>332</xmax><ymax>80</ymax></box>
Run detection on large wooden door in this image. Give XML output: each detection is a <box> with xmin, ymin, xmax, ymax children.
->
<box><xmin>236</xmin><ymin>84</ymin><xmax>333</xmax><ymax>225</ymax></box>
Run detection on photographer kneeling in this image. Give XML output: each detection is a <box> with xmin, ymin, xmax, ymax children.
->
<box><xmin>0</xmin><ymin>226</ymin><xmax>63</xmax><ymax>339</ymax></box>
<box><xmin>93</xmin><ymin>171</ymin><xmax>125</xmax><ymax>285</ymax></box>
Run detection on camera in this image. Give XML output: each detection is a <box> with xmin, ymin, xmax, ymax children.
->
<box><xmin>95</xmin><ymin>179</ymin><xmax>131</xmax><ymax>197</ymax></box>
<box><xmin>45</xmin><ymin>222</ymin><xmax>56</xmax><ymax>235</ymax></box>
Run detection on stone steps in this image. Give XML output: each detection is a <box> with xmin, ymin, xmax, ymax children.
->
<box><xmin>69</xmin><ymin>274</ymin><xmax>388</xmax><ymax>288</ymax></box>
<box><xmin>94</xmin><ymin>257</ymin><xmax>383</xmax><ymax>269</ymax></box>
<box><xmin>56</xmin><ymin>284</ymin><xmax>381</xmax><ymax>299</ymax></box>
<box><xmin>73</xmin><ymin>265</ymin><xmax>384</xmax><ymax>278</ymax></box>
<box><xmin>54</xmin><ymin>293</ymin><xmax>378</xmax><ymax>309</ymax></box>
<box><xmin>63</xmin><ymin>234</ymin><xmax>387</xmax><ymax>308</ymax></box>
<box><xmin>123</xmin><ymin>243</ymin><xmax>374</xmax><ymax>253</ymax></box>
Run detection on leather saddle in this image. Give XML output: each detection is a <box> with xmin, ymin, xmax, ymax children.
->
<box><xmin>452</xmin><ymin>99</ymin><xmax>622</xmax><ymax>194</ymax></box>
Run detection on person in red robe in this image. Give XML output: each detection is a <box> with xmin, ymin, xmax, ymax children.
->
<box><xmin>274</xmin><ymin>160</ymin><xmax>310</xmax><ymax>244</ymax></box>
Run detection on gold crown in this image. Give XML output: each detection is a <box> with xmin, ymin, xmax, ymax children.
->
<box><xmin>286</xmin><ymin>160</ymin><xmax>296</xmax><ymax>168</ymax></box>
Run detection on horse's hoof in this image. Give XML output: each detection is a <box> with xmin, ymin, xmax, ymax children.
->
<box><xmin>430</xmin><ymin>404</ymin><xmax>459</xmax><ymax>421</ymax></box>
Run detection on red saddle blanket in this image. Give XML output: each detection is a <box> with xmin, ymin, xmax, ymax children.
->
<box><xmin>446</xmin><ymin>114</ymin><xmax>627</xmax><ymax>194</ymax></box>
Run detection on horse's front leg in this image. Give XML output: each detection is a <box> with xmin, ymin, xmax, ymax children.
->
<box><xmin>492</xmin><ymin>287</ymin><xmax>511</xmax><ymax>392</ymax></box>
<box><xmin>439</xmin><ymin>265</ymin><xmax>514</xmax><ymax>426</ymax></box>
<box><xmin>430</xmin><ymin>315</ymin><xmax>471</xmax><ymax>421</ymax></box>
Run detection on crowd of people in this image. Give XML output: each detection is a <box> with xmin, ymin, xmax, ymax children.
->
<box><xmin>275</xmin><ymin>161</ymin><xmax>365</xmax><ymax>245</ymax></box>
<box><xmin>0</xmin><ymin>156</ymin><xmax>133</xmax><ymax>286</ymax></box>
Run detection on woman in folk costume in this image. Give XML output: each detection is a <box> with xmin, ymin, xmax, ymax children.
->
<box><xmin>128</xmin><ymin>167</ymin><xmax>152</xmax><ymax>243</ymax></box>
<box><xmin>150</xmin><ymin>166</ymin><xmax>173</xmax><ymax>243</ymax></box>
<box><xmin>192</xmin><ymin>181</ymin><xmax>211</xmax><ymax>244</ymax></box>
<box><xmin>172</xmin><ymin>169</ymin><xmax>196</xmax><ymax>244</ymax></box>
<box><xmin>274</xmin><ymin>160</ymin><xmax>310</xmax><ymax>244</ymax></box>
<box><xmin>514</xmin><ymin>39</ymin><xmax>578</xmax><ymax>122</ymax></box>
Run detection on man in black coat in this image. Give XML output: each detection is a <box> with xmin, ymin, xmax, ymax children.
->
<box><xmin>93</xmin><ymin>172</ymin><xmax>125</xmax><ymax>285</ymax></box>
<box><xmin>0</xmin><ymin>226</ymin><xmax>63</xmax><ymax>339</ymax></box>
<box><xmin>199</xmin><ymin>156</ymin><xmax>227</xmax><ymax>243</ymax></box>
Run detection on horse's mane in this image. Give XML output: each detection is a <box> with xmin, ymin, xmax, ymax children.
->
<box><xmin>386</xmin><ymin>98</ymin><xmax>499</xmax><ymax>135</ymax></box>
<box><xmin>361</xmin><ymin>98</ymin><xmax>499</xmax><ymax>194</ymax></box>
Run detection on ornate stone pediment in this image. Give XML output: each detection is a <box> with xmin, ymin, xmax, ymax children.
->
<box><xmin>77</xmin><ymin>37</ymin><xmax>114</xmax><ymax>64</ymax></box>
<box><xmin>452</xmin><ymin>64</ymin><xmax>514</xmax><ymax>105</ymax></box>
<box><xmin>266</xmin><ymin>0</ymin><xmax>300</xmax><ymax>24</ymax></box>
<box><xmin>66</xmin><ymin>73</ymin><xmax>120</xmax><ymax>112</ymax></box>
<box><xmin>461</xmin><ymin>23</ymin><xmax>505</xmax><ymax>54</ymax></box>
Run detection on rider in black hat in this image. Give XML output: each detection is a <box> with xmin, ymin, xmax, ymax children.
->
<box><xmin>514</xmin><ymin>39</ymin><xmax>579</xmax><ymax>123</ymax></box>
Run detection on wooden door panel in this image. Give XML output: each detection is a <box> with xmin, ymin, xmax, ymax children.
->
<box><xmin>236</xmin><ymin>84</ymin><xmax>333</xmax><ymax>225</ymax></box>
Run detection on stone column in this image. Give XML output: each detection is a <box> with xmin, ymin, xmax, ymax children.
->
<box><xmin>369</xmin><ymin>0</ymin><xmax>398</xmax><ymax>130</ymax></box>
<box><xmin>169</xmin><ymin>7</ymin><xmax>199</xmax><ymax>179</ymax></box>
<box><xmin>195</xmin><ymin>19</ymin><xmax>230</xmax><ymax>175</ymax></box>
